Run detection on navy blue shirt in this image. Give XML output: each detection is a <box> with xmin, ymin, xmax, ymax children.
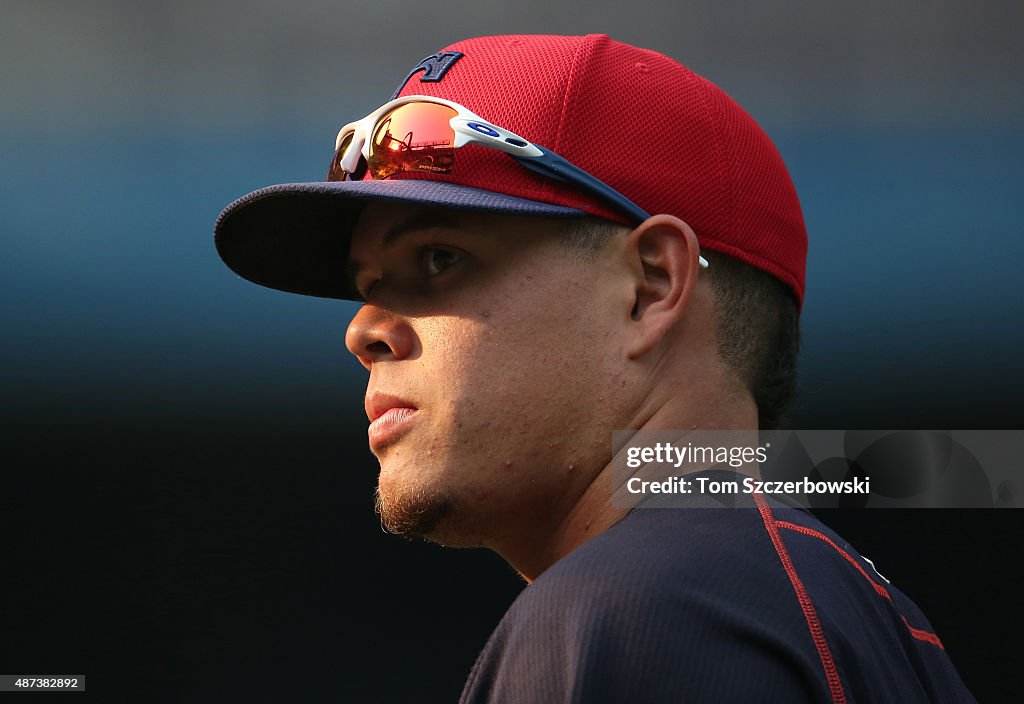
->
<box><xmin>460</xmin><ymin>471</ymin><xmax>975</xmax><ymax>703</ymax></box>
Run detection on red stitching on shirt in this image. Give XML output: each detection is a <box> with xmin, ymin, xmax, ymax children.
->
<box><xmin>754</xmin><ymin>493</ymin><xmax>847</xmax><ymax>704</ymax></box>
<box><xmin>776</xmin><ymin>521</ymin><xmax>893</xmax><ymax>601</ymax></box>
<box><xmin>902</xmin><ymin>615</ymin><xmax>946</xmax><ymax>649</ymax></box>
<box><xmin>775</xmin><ymin>520</ymin><xmax>946</xmax><ymax>650</ymax></box>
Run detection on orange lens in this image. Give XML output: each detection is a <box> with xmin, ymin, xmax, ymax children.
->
<box><xmin>367</xmin><ymin>103</ymin><xmax>457</xmax><ymax>180</ymax></box>
<box><xmin>326</xmin><ymin>131</ymin><xmax>354</xmax><ymax>181</ymax></box>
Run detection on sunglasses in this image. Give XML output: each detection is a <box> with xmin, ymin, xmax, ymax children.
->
<box><xmin>327</xmin><ymin>95</ymin><xmax>709</xmax><ymax>269</ymax></box>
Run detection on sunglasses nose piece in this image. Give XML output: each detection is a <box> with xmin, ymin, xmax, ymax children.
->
<box><xmin>341</xmin><ymin>134</ymin><xmax>365</xmax><ymax>175</ymax></box>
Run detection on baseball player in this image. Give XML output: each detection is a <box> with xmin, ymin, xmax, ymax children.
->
<box><xmin>216</xmin><ymin>34</ymin><xmax>976</xmax><ymax>703</ymax></box>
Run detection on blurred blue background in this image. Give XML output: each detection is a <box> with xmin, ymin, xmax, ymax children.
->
<box><xmin>2</xmin><ymin>2</ymin><xmax>1021</xmax><ymax>702</ymax></box>
<box><xmin>2</xmin><ymin>0</ymin><xmax>1021</xmax><ymax>427</ymax></box>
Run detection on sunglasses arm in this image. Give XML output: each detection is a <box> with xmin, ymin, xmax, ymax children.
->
<box><xmin>515</xmin><ymin>149</ymin><xmax>709</xmax><ymax>269</ymax></box>
<box><xmin>515</xmin><ymin>148</ymin><xmax>648</xmax><ymax>220</ymax></box>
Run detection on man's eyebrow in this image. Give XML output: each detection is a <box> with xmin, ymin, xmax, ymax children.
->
<box><xmin>381</xmin><ymin>212</ymin><xmax>463</xmax><ymax>248</ymax></box>
<box><xmin>345</xmin><ymin>211</ymin><xmax>464</xmax><ymax>293</ymax></box>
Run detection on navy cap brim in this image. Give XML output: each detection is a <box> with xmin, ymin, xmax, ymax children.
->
<box><xmin>214</xmin><ymin>179</ymin><xmax>587</xmax><ymax>300</ymax></box>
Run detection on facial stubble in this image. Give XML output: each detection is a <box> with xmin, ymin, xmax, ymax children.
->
<box><xmin>373</xmin><ymin>480</ymin><xmax>455</xmax><ymax>539</ymax></box>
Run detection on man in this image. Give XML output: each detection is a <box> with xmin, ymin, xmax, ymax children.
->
<box><xmin>215</xmin><ymin>34</ymin><xmax>975</xmax><ymax>702</ymax></box>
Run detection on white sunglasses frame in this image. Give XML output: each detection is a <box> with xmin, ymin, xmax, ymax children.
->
<box><xmin>332</xmin><ymin>95</ymin><xmax>708</xmax><ymax>268</ymax></box>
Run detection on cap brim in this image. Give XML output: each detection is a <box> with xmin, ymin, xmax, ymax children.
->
<box><xmin>214</xmin><ymin>179</ymin><xmax>587</xmax><ymax>300</ymax></box>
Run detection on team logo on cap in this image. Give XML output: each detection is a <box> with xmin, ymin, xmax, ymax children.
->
<box><xmin>390</xmin><ymin>51</ymin><xmax>464</xmax><ymax>99</ymax></box>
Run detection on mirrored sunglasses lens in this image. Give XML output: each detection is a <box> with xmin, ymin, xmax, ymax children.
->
<box><xmin>368</xmin><ymin>103</ymin><xmax>458</xmax><ymax>180</ymax></box>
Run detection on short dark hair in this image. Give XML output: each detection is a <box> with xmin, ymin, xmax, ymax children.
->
<box><xmin>558</xmin><ymin>217</ymin><xmax>801</xmax><ymax>429</ymax></box>
<box><xmin>701</xmin><ymin>250</ymin><xmax>800</xmax><ymax>430</ymax></box>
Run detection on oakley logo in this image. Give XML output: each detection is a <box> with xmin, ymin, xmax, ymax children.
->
<box><xmin>467</xmin><ymin>122</ymin><xmax>499</xmax><ymax>137</ymax></box>
<box><xmin>390</xmin><ymin>51</ymin><xmax>464</xmax><ymax>99</ymax></box>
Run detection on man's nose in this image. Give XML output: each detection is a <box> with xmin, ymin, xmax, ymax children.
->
<box><xmin>344</xmin><ymin>303</ymin><xmax>416</xmax><ymax>370</ymax></box>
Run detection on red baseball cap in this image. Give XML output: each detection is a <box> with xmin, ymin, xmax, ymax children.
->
<box><xmin>215</xmin><ymin>34</ymin><xmax>807</xmax><ymax>306</ymax></box>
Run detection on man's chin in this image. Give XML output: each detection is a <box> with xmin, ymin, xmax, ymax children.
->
<box><xmin>374</xmin><ymin>483</ymin><xmax>454</xmax><ymax>540</ymax></box>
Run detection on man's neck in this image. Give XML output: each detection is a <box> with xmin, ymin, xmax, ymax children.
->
<box><xmin>503</xmin><ymin>395</ymin><xmax>759</xmax><ymax>583</ymax></box>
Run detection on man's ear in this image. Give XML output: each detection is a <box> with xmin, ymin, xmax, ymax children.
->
<box><xmin>624</xmin><ymin>214</ymin><xmax>702</xmax><ymax>359</ymax></box>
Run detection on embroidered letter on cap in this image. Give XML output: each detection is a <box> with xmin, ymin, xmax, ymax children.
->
<box><xmin>390</xmin><ymin>51</ymin><xmax>464</xmax><ymax>99</ymax></box>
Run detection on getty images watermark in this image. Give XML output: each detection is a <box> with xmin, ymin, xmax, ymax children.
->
<box><xmin>611</xmin><ymin>430</ymin><xmax>1022</xmax><ymax>509</ymax></box>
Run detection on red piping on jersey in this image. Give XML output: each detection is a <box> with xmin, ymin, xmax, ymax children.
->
<box><xmin>775</xmin><ymin>520</ymin><xmax>945</xmax><ymax>651</ymax></box>
<box><xmin>776</xmin><ymin>521</ymin><xmax>894</xmax><ymax>601</ymax></box>
<box><xmin>901</xmin><ymin>616</ymin><xmax>945</xmax><ymax>649</ymax></box>
<box><xmin>754</xmin><ymin>492</ymin><xmax>847</xmax><ymax>704</ymax></box>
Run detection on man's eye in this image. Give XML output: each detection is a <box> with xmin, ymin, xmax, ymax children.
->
<box><xmin>422</xmin><ymin>248</ymin><xmax>462</xmax><ymax>276</ymax></box>
<box><xmin>355</xmin><ymin>277</ymin><xmax>378</xmax><ymax>300</ymax></box>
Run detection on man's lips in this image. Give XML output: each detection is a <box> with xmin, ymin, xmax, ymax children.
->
<box><xmin>367</xmin><ymin>407</ymin><xmax>418</xmax><ymax>450</ymax></box>
<box><xmin>365</xmin><ymin>392</ymin><xmax>418</xmax><ymax>422</ymax></box>
<box><xmin>365</xmin><ymin>393</ymin><xmax>419</xmax><ymax>450</ymax></box>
